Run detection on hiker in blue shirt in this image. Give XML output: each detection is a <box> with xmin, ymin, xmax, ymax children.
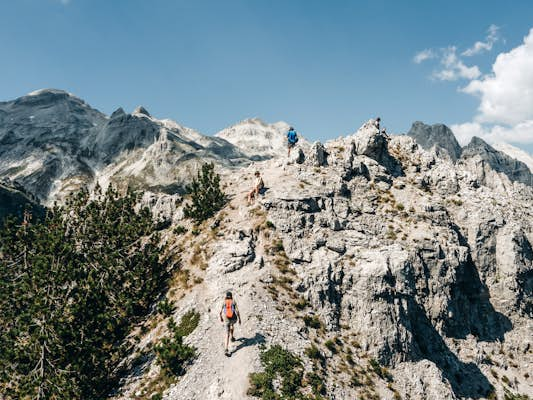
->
<box><xmin>287</xmin><ymin>127</ymin><xmax>299</xmax><ymax>156</ymax></box>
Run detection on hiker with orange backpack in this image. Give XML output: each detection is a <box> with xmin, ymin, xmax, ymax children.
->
<box><xmin>219</xmin><ymin>291</ymin><xmax>241</xmax><ymax>356</ymax></box>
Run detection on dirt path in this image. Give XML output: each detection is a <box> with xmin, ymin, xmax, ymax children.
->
<box><xmin>166</xmin><ymin>160</ymin><xmax>295</xmax><ymax>400</ymax></box>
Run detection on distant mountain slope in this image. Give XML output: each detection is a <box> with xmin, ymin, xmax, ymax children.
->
<box><xmin>0</xmin><ymin>89</ymin><xmax>106</xmax><ymax>202</ymax></box>
<box><xmin>0</xmin><ymin>90</ymin><xmax>251</xmax><ymax>203</ymax></box>
<box><xmin>493</xmin><ymin>142</ymin><xmax>533</xmax><ymax>172</ymax></box>
<box><xmin>215</xmin><ymin>118</ymin><xmax>310</xmax><ymax>160</ymax></box>
<box><xmin>461</xmin><ymin>136</ymin><xmax>533</xmax><ymax>187</ymax></box>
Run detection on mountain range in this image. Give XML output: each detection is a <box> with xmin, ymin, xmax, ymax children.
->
<box><xmin>1</xmin><ymin>89</ymin><xmax>532</xmax><ymax>400</ymax></box>
<box><xmin>1</xmin><ymin>89</ymin><xmax>531</xmax><ymax>208</ymax></box>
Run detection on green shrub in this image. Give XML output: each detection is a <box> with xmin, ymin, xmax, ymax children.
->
<box><xmin>183</xmin><ymin>163</ymin><xmax>226</xmax><ymax>223</ymax></box>
<box><xmin>306</xmin><ymin>372</ymin><xmax>326</xmax><ymax>396</ymax></box>
<box><xmin>303</xmin><ymin>315</ymin><xmax>322</xmax><ymax>329</ymax></box>
<box><xmin>369</xmin><ymin>359</ymin><xmax>393</xmax><ymax>382</ymax></box>
<box><xmin>305</xmin><ymin>345</ymin><xmax>323</xmax><ymax>361</ymax></box>
<box><xmin>175</xmin><ymin>310</ymin><xmax>201</xmax><ymax>337</ymax></box>
<box><xmin>173</xmin><ymin>225</ymin><xmax>186</xmax><ymax>235</ymax></box>
<box><xmin>247</xmin><ymin>345</ymin><xmax>308</xmax><ymax>400</ymax></box>
<box><xmin>294</xmin><ymin>298</ymin><xmax>308</xmax><ymax>311</ymax></box>
<box><xmin>157</xmin><ymin>299</ymin><xmax>175</xmax><ymax>317</ymax></box>
<box><xmin>324</xmin><ymin>339</ymin><xmax>337</xmax><ymax>354</ymax></box>
<box><xmin>265</xmin><ymin>220</ymin><xmax>275</xmax><ymax>229</ymax></box>
<box><xmin>155</xmin><ymin>320</ymin><xmax>197</xmax><ymax>377</ymax></box>
<box><xmin>273</xmin><ymin>239</ymin><xmax>285</xmax><ymax>253</ymax></box>
<box><xmin>351</xmin><ymin>375</ymin><xmax>363</xmax><ymax>387</ymax></box>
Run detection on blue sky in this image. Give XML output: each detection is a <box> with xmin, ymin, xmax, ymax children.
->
<box><xmin>1</xmin><ymin>0</ymin><xmax>533</xmax><ymax>152</ymax></box>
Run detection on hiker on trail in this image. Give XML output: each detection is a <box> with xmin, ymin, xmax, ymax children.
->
<box><xmin>219</xmin><ymin>291</ymin><xmax>241</xmax><ymax>356</ymax></box>
<box><xmin>374</xmin><ymin>117</ymin><xmax>381</xmax><ymax>132</ymax></box>
<box><xmin>287</xmin><ymin>126</ymin><xmax>299</xmax><ymax>156</ymax></box>
<box><xmin>247</xmin><ymin>171</ymin><xmax>264</xmax><ymax>204</ymax></box>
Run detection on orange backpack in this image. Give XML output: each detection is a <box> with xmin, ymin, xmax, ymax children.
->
<box><xmin>225</xmin><ymin>299</ymin><xmax>235</xmax><ymax>318</ymax></box>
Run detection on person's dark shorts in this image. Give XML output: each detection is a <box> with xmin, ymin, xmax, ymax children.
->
<box><xmin>288</xmin><ymin>141</ymin><xmax>296</xmax><ymax>148</ymax></box>
<box><xmin>224</xmin><ymin>315</ymin><xmax>237</xmax><ymax>331</ymax></box>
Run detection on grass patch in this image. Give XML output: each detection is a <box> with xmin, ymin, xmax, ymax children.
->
<box><xmin>305</xmin><ymin>345</ymin><xmax>323</xmax><ymax>361</ymax></box>
<box><xmin>386</xmin><ymin>229</ymin><xmax>397</xmax><ymax>240</ymax></box>
<box><xmin>503</xmin><ymin>388</ymin><xmax>530</xmax><ymax>400</ymax></box>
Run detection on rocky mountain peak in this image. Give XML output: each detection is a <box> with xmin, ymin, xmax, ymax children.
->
<box><xmin>461</xmin><ymin>136</ymin><xmax>533</xmax><ymax>187</ymax></box>
<box><xmin>407</xmin><ymin>121</ymin><xmax>462</xmax><ymax>161</ymax></box>
<box><xmin>110</xmin><ymin>107</ymin><xmax>126</xmax><ymax>118</ymax></box>
<box><xmin>133</xmin><ymin>105</ymin><xmax>151</xmax><ymax>117</ymax></box>
<box><xmin>215</xmin><ymin>118</ymin><xmax>307</xmax><ymax>160</ymax></box>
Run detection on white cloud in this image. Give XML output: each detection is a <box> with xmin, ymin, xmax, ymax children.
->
<box><xmin>417</xmin><ymin>26</ymin><xmax>533</xmax><ymax>148</ymax></box>
<box><xmin>414</xmin><ymin>25</ymin><xmax>501</xmax><ymax>82</ymax></box>
<box><xmin>413</xmin><ymin>49</ymin><xmax>435</xmax><ymax>64</ymax></box>
<box><xmin>432</xmin><ymin>46</ymin><xmax>481</xmax><ymax>81</ymax></box>
<box><xmin>461</xmin><ymin>28</ymin><xmax>533</xmax><ymax>126</ymax></box>
<box><xmin>462</xmin><ymin>24</ymin><xmax>500</xmax><ymax>56</ymax></box>
<box><xmin>451</xmin><ymin>121</ymin><xmax>533</xmax><ymax>146</ymax></box>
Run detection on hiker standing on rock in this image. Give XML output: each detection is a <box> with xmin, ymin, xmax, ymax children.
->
<box><xmin>287</xmin><ymin>126</ymin><xmax>299</xmax><ymax>156</ymax></box>
<box><xmin>220</xmin><ymin>291</ymin><xmax>241</xmax><ymax>356</ymax></box>
<box><xmin>374</xmin><ymin>117</ymin><xmax>381</xmax><ymax>132</ymax></box>
<box><xmin>247</xmin><ymin>171</ymin><xmax>264</xmax><ymax>204</ymax></box>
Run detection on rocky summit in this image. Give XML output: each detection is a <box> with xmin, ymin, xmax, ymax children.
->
<box><xmin>1</xmin><ymin>90</ymin><xmax>532</xmax><ymax>400</ymax></box>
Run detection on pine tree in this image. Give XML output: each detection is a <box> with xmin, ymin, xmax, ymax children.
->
<box><xmin>0</xmin><ymin>186</ymin><xmax>172</xmax><ymax>399</ymax></box>
<box><xmin>183</xmin><ymin>163</ymin><xmax>226</xmax><ymax>223</ymax></box>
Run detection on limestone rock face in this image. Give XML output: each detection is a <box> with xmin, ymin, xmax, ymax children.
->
<box><xmin>460</xmin><ymin>136</ymin><xmax>533</xmax><ymax>188</ymax></box>
<box><xmin>246</xmin><ymin>129</ymin><xmax>532</xmax><ymax>399</ymax></box>
<box><xmin>306</xmin><ymin>141</ymin><xmax>328</xmax><ymax>167</ymax></box>
<box><xmin>407</xmin><ymin>121</ymin><xmax>462</xmax><ymax>161</ymax></box>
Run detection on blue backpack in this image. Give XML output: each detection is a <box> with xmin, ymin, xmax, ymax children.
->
<box><xmin>287</xmin><ymin>130</ymin><xmax>298</xmax><ymax>144</ymax></box>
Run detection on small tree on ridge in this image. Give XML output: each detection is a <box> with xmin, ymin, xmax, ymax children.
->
<box><xmin>183</xmin><ymin>162</ymin><xmax>226</xmax><ymax>223</ymax></box>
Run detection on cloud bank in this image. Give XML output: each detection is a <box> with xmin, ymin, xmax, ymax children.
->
<box><xmin>452</xmin><ymin>28</ymin><xmax>533</xmax><ymax>145</ymax></box>
<box><xmin>415</xmin><ymin>26</ymin><xmax>533</xmax><ymax>147</ymax></box>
